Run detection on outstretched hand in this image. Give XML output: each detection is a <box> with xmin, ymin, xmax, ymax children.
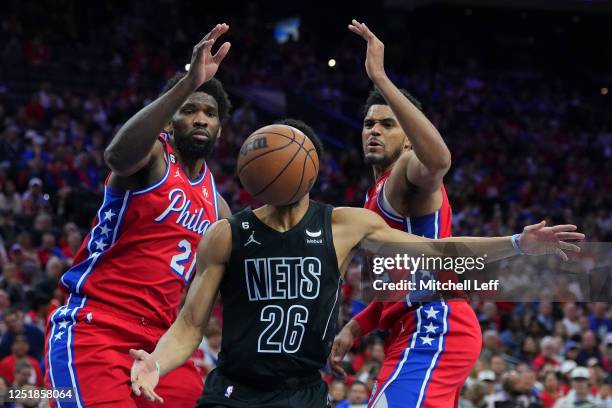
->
<box><xmin>185</xmin><ymin>23</ymin><xmax>231</xmax><ymax>89</ymax></box>
<box><xmin>518</xmin><ymin>221</ymin><xmax>584</xmax><ymax>261</ymax></box>
<box><xmin>348</xmin><ymin>19</ymin><xmax>386</xmax><ymax>82</ymax></box>
<box><xmin>130</xmin><ymin>349</ymin><xmax>163</xmax><ymax>403</ymax></box>
<box><xmin>329</xmin><ymin>327</ymin><xmax>354</xmax><ymax>378</ymax></box>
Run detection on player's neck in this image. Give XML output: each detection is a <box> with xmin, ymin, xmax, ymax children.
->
<box><xmin>254</xmin><ymin>195</ymin><xmax>310</xmax><ymax>233</ymax></box>
<box><xmin>170</xmin><ymin>140</ymin><xmax>206</xmax><ymax>179</ymax></box>
<box><xmin>181</xmin><ymin>157</ymin><xmax>206</xmax><ymax>179</ymax></box>
<box><xmin>372</xmin><ymin>163</ymin><xmax>394</xmax><ymax>181</ymax></box>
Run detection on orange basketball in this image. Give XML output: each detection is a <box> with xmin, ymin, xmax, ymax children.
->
<box><xmin>237</xmin><ymin>124</ymin><xmax>319</xmax><ymax>206</ymax></box>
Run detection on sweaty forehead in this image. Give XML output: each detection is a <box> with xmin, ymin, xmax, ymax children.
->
<box><xmin>184</xmin><ymin>92</ymin><xmax>218</xmax><ymax>110</ymax></box>
<box><xmin>365</xmin><ymin>104</ymin><xmax>396</xmax><ymax>121</ymax></box>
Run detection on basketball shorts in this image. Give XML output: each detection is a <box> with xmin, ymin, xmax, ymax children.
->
<box><xmin>45</xmin><ymin>297</ymin><xmax>203</xmax><ymax>407</ymax></box>
<box><xmin>197</xmin><ymin>368</ymin><xmax>330</xmax><ymax>408</ymax></box>
<box><xmin>368</xmin><ymin>300</ymin><xmax>481</xmax><ymax>408</ymax></box>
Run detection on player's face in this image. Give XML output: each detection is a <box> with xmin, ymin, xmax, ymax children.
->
<box><xmin>362</xmin><ymin>105</ymin><xmax>409</xmax><ymax>167</ymax></box>
<box><xmin>171</xmin><ymin>92</ymin><xmax>221</xmax><ymax>159</ymax></box>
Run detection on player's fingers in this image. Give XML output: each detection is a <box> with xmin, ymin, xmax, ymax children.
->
<box><xmin>129</xmin><ymin>349</ymin><xmax>145</xmax><ymax>360</ymax></box>
<box><xmin>555</xmin><ymin>248</ymin><xmax>568</xmax><ymax>261</ymax></box>
<box><xmin>208</xmin><ymin>23</ymin><xmax>229</xmax><ymax>42</ymax></box>
<box><xmin>555</xmin><ymin>232</ymin><xmax>585</xmax><ymax>240</ymax></box>
<box><xmin>524</xmin><ymin>221</ymin><xmax>546</xmax><ymax>231</ymax></box>
<box><xmin>212</xmin><ymin>42</ymin><xmax>231</xmax><ymax>65</ymax></box>
<box><xmin>131</xmin><ymin>381</ymin><xmax>141</xmax><ymax>396</ymax></box>
<box><xmin>141</xmin><ymin>386</ymin><xmax>157</xmax><ymax>402</ymax></box>
<box><xmin>200</xmin><ymin>39</ymin><xmax>215</xmax><ymax>53</ymax></box>
<box><xmin>550</xmin><ymin>224</ymin><xmax>578</xmax><ymax>232</ymax></box>
<box><xmin>331</xmin><ymin>362</ymin><xmax>347</xmax><ymax>378</ymax></box>
<box><xmin>348</xmin><ymin>24</ymin><xmax>367</xmax><ymax>40</ymax></box>
<box><xmin>559</xmin><ymin>241</ymin><xmax>581</xmax><ymax>253</ymax></box>
<box><xmin>197</xmin><ymin>24</ymin><xmax>220</xmax><ymax>46</ymax></box>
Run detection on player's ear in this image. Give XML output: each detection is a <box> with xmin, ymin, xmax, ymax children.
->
<box><xmin>216</xmin><ymin>126</ymin><xmax>222</xmax><ymax>140</ymax></box>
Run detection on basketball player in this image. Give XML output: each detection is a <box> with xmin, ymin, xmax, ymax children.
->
<box><xmin>330</xmin><ymin>20</ymin><xmax>520</xmax><ymax>407</ymax></box>
<box><xmin>129</xmin><ymin>124</ymin><xmax>583</xmax><ymax>408</ymax></box>
<box><xmin>45</xmin><ymin>24</ymin><xmax>232</xmax><ymax>407</ymax></box>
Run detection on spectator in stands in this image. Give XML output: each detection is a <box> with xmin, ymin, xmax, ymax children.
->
<box><xmin>553</xmin><ymin>367</ymin><xmax>597</xmax><ymax>408</ymax></box>
<box><xmin>0</xmin><ymin>334</ymin><xmax>42</xmax><ymax>386</ymax></box>
<box><xmin>0</xmin><ymin>308</ymin><xmax>44</xmax><ymax>360</ymax></box>
<box><xmin>477</xmin><ymin>369</ymin><xmax>497</xmax><ymax>404</ymax></box>
<box><xmin>329</xmin><ymin>379</ymin><xmax>347</xmax><ymax>407</ymax></box>
<box><xmin>562</xmin><ymin>303</ymin><xmax>581</xmax><ymax>339</ymax></box>
<box><xmin>0</xmin><ymin>180</ymin><xmax>22</xmax><ymax>215</ymax></box>
<box><xmin>488</xmin><ymin>370</ymin><xmax>542</xmax><ymax>408</ymax></box>
<box><xmin>0</xmin><ymin>262</ymin><xmax>27</xmax><ymax>308</ymax></box>
<box><xmin>533</xmin><ymin>336</ymin><xmax>561</xmax><ymax>372</ymax></box>
<box><xmin>336</xmin><ymin>381</ymin><xmax>369</xmax><ymax>408</ymax></box>
<box><xmin>461</xmin><ymin>382</ymin><xmax>489</xmax><ymax>408</ymax></box>
<box><xmin>539</xmin><ymin>371</ymin><xmax>561</xmax><ymax>408</ymax></box>
<box><xmin>577</xmin><ymin>331</ymin><xmax>601</xmax><ymax>367</ymax></box>
<box><xmin>21</xmin><ymin>178</ymin><xmax>49</xmax><ymax>217</ymax></box>
<box><xmin>588</xmin><ymin>303</ymin><xmax>611</xmax><ymax>340</ymax></box>
<box><xmin>36</xmin><ymin>232</ymin><xmax>64</xmax><ymax>267</ymax></box>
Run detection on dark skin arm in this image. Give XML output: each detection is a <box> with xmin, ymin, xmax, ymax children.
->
<box><xmin>217</xmin><ymin>194</ymin><xmax>232</xmax><ymax>219</ymax></box>
<box><xmin>350</xmin><ymin>20</ymin><xmax>451</xmax><ymax>215</ymax></box>
<box><xmin>104</xmin><ymin>24</ymin><xmax>231</xmax><ymax>185</ymax></box>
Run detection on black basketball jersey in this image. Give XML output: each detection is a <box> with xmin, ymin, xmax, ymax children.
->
<box><xmin>217</xmin><ymin>200</ymin><xmax>341</xmax><ymax>382</ymax></box>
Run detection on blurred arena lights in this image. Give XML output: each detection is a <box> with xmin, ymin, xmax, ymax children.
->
<box><xmin>328</xmin><ymin>58</ymin><xmax>337</xmax><ymax>68</ymax></box>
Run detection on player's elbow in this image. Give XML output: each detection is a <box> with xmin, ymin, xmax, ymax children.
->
<box><xmin>431</xmin><ymin>147</ymin><xmax>451</xmax><ymax>175</ymax></box>
<box><xmin>104</xmin><ymin>146</ymin><xmax>138</xmax><ymax>177</ymax></box>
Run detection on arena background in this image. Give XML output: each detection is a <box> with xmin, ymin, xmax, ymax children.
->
<box><xmin>0</xmin><ymin>0</ymin><xmax>610</xmax><ymax>406</ymax></box>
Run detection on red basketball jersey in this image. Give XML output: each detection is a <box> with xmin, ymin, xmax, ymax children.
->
<box><xmin>364</xmin><ymin>168</ymin><xmax>452</xmax><ymax>238</ymax></box>
<box><xmin>59</xmin><ymin>134</ymin><xmax>219</xmax><ymax>328</ymax></box>
<box><xmin>356</xmin><ymin>167</ymin><xmax>453</xmax><ymax>334</ymax></box>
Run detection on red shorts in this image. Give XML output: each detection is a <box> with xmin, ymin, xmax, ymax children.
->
<box><xmin>369</xmin><ymin>300</ymin><xmax>481</xmax><ymax>408</ymax></box>
<box><xmin>45</xmin><ymin>296</ymin><xmax>203</xmax><ymax>407</ymax></box>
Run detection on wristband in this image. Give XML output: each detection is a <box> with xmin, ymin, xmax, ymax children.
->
<box><xmin>511</xmin><ymin>233</ymin><xmax>525</xmax><ymax>255</ymax></box>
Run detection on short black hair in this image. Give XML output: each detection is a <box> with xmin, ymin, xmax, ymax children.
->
<box><xmin>363</xmin><ymin>87</ymin><xmax>422</xmax><ymax>116</ymax></box>
<box><xmin>161</xmin><ymin>72</ymin><xmax>232</xmax><ymax>121</ymax></box>
<box><xmin>275</xmin><ymin>118</ymin><xmax>324</xmax><ymax>160</ymax></box>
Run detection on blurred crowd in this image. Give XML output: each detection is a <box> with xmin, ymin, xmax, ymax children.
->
<box><xmin>1</xmin><ymin>1</ymin><xmax>611</xmax><ymax>407</ymax></box>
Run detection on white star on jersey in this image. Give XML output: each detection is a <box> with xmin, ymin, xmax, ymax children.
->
<box><xmin>424</xmin><ymin>322</ymin><xmax>438</xmax><ymax>334</ymax></box>
<box><xmin>58</xmin><ymin>320</ymin><xmax>68</xmax><ymax>329</ymax></box>
<box><xmin>59</xmin><ymin>308</ymin><xmax>71</xmax><ymax>316</ymax></box>
<box><xmin>424</xmin><ymin>306</ymin><xmax>440</xmax><ymax>320</ymax></box>
<box><xmin>99</xmin><ymin>224</ymin><xmax>111</xmax><ymax>237</ymax></box>
<box><xmin>420</xmin><ymin>335</ymin><xmax>434</xmax><ymax>346</ymax></box>
<box><xmin>104</xmin><ymin>209</ymin><xmax>115</xmax><ymax>221</ymax></box>
<box><xmin>54</xmin><ymin>331</ymin><xmax>65</xmax><ymax>341</ymax></box>
<box><xmin>94</xmin><ymin>239</ymin><xmax>107</xmax><ymax>251</ymax></box>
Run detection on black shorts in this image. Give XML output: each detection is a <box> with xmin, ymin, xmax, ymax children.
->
<box><xmin>197</xmin><ymin>368</ymin><xmax>331</xmax><ymax>408</ymax></box>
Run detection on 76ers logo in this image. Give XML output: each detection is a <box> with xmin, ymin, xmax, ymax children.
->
<box><xmin>202</xmin><ymin>186</ymin><xmax>209</xmax><ymax>199</ymax></box>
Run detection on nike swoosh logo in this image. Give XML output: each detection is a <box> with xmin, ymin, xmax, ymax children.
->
<box><xmin>305</xmin><ymin>229</ymin><xmax>322</xmax><ymax>238</ymax></box>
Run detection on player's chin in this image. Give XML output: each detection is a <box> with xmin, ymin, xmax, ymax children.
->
<box><xmin>364</xmin><ymin>152</ymin><xmax>386</xmax><ymax>165</ymax></box>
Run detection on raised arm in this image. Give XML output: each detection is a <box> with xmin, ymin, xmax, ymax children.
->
<box><xmin>129</xmin><ymin>219</ymin><xmax>231</xmax><ymax>402</ymax></box>
<box><xmin>349</xmin><ymin>20</ymin><xmax>450</xmax><ymax>190</ymax></box>
<box><xmin>104</xmin><ymin>24</ymin><xmax>231</xmax><ymax>177</ymax></box>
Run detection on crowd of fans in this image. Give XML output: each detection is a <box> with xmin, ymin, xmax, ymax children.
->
<box><xmin>0</xmin><ymin>1</ymin><xmax>611</xmax><ymax>407</ymax></box>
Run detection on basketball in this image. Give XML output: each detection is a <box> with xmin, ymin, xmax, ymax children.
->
<box><xmin>237</xmin><ymin>124</ymin><xmax>319</xmax><ymax>206</ymax></box>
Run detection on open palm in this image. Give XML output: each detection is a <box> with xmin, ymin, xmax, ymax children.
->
<box><xmin>186</xmin><ymin>23</ymin><xmax>231</xmax><ymax>88</ymax></box>
<box><xmin>519</xmin><ymin>221</ymin><xmax>584</xmax><ymax>260</ymax></box>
